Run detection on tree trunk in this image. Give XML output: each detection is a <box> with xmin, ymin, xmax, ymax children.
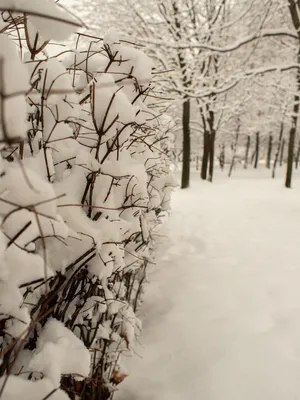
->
<box><xmin>244</xmin><ymin>135</ymin><xmax>250</xmax><ymax>169</ymax></box>
<box><xmin>171</xmin><ymin>2</ymin><xmax>192</xmax><ymax>189</ymax></box>
<box><xmin>208</xmin><ymin>132</ymin><xmax>215</xmax><ymax>182</ymax></box>
<box><xmin>286</xmin><ymin>97</ymin><xmax>299</xmax><ymax>188</ymax></box>
<box><xmin>286</xmin><ymin>1</ymin><xmax>300</xmax><ymax>188</ymax></box>
<box><xmin>272</xmin><ymin>122</ymin><xmax>284</xmax><ymax>178</ymax></box>
<box><xmin>254</xmin><ymin>131</ymin><xmax>260</xmax><ymax>169</ymax></box>
<box><xmin>286</xmin><ymin>105</ymin><xmax>298</xmax><ymax>188</ymax></box>
<box><xmin>201</xmin><ymin>130</ymin><xmax>209</xmax><ymax>180</ymax></box>
<box><xmin>208</xmin><ymin>110</ymin><xmax>216</xmax><ymax>182</ymax></box>
<box><xmin>181</xmin><ymin>98</ymin><xmax>191</xmax><ymax>189</ymax></box>
<box><xmin>266</xmin><ymin>134</ymin><xmax>273</xmax><ymax>169</ymax></box>
<box><xmin>280</xmin><ymin>139</ymin><xmax>285</xmax><ymax>166</ymax></box>
<box><xmin>229</xmin><ymin>131</ymin><xmax>239</xmax><ymax>177</ymax></box>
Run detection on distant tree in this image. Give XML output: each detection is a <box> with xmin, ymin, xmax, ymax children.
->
<box><xmin>285</xmin><ymin>0</ymin><xmax>300</xmax><ymax>188</ymax></box>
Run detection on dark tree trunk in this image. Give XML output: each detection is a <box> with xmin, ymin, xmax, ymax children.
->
<box><xmin>207</xmin><ymin>110</ymin><xmax>216</xmax><ymax>182</ymax></box>
<box><xmin>280</xmin><ymin>139</ymin><xmax>285</xmax><ymax>166</ymax></box>
<box><xmin>272</xmin><ymin>122</ymin><xmax>284</xmax><ymax>178</ymax></box>
<box><xmin>181</xmin><ymin>98</ymin><xmax>191</xmax><ymax>189</ymax></box>
<box><xmin>286</xmin><ymin>105</ymin><xmax>298</xmax><ymax>188</ymax></box>
<box><xmin>208</xmin><ymin>132</ymin><xmax>215</xmax><ymax>182</ymax></box>
<box><xmin>201</xmin><ymin>130</ymin><xmax>209</xmax><ymax>180</ymax></box>
<box><xmin>286</xmin><ymin>1</ymin><xmax>300</xmax><ymax>188</ymax></box>
<box><xmin>266</xmin><ymin>134</ymin><xmax>273</xmax><ymax>169</ymax></box>
<box><xmin>171</xmin><ymin>1</ymin><xmax>192</xmax><ymax>189</ymax></box>
<box><xmin>254</xmin><ymin>132</ymin><xmax>260</xmax><ymax>169</ymax></box>
<box><xmin>244</xmin><ymin>135</ymin><xmax>251</xmax><ymax>169</ymax></box>
<box><xmin>229</xmin><ymin>131</ymin><xmax>239</xmax><ymax>177</ymax></box>
<box><xmin>199</xmin><ymin>99</ymin><xmax>217</xmax><ymax>182</ymax></box>
<box><xmin>251</xmin><ymin>150</ymin><xmax>256</xmax><ymax>165</ymax></box>
<box><xmin>286</xmin><ymin>90</ymin><xmax>299</xmax><ymax>188</ymax></box>
<box><xmin>286</xmin><ymin>111</ymin><xmax>298</xmax><ymax>187</ymax></box>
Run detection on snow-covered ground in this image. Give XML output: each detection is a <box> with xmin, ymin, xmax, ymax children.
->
<box><xmin>116</xmin><ymin>168</ymin><xmax>300</xmax><ymax>400</ymax></box>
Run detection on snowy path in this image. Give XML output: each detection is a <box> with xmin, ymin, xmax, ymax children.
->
<box><xmin>117</xmin><ymin>171</ymin><xmax>300</xmax><ymax>400</ymax></box>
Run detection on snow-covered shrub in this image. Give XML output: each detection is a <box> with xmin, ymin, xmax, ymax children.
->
<box><xmin>0</xmin><ymin>3</ymin><xmax>175</xmax><ymax>399</ymax></box>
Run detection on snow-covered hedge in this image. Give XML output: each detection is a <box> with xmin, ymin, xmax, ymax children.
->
<box><xmin>0</xmin><ymin>3</ymin><xmax>175</xmax><ymax>399</ymax></box>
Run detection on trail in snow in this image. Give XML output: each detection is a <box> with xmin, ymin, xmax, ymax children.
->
<box><xmin>116</xmin><ymin>169</ymin><xmax>300</xmax><ymax>400</ymax></box>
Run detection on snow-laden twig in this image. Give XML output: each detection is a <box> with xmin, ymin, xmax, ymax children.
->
<box><xmin>0</xmin><ymin>5</ymin><xmax>175</xmax><ymax>400</ymax></box>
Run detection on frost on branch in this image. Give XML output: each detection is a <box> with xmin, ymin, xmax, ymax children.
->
<box><xmin>0</xmin><ymin>5</ymin><xmax>174</xmax><ymax>400</ymax></box>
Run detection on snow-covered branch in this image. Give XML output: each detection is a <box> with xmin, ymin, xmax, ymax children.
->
<box><xmin>0</xmin><ymin>3</ymin><xmax>175</xmax><ymax>399</ymax></box>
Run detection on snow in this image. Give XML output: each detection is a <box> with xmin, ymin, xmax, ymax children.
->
<box><xmin>1</xmin><ymin>0</ymin><xmax>80</xmax><ymax>40</ymax></box>
<box><xmin>144</xmin><ymin>28</ymin><xmax>298</xmax><ymax>52</ymax></box>
<box><xmin>0</xmin><ymin>375</ymin><xmax>70</xmax><ymax>400</ymax></box>
<box><xmin>29</xmin><ymin>319</ymin><xmax>90</xmax><ymax>385</ymax></box>
<box><xmin>0</xmin><ymin>34</ymin><xmax>29</xmax><ymax>141</ymax></box>
<box><xmin>117</xmin><ymin>169</ymin><xmax>300</xmax><ymax>400</ymax></box>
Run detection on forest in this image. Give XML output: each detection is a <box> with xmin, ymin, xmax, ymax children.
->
<box><xmin>74</xmin><ymin>0</ymin><xmax>300</xmax><ymax>188</ymax></box>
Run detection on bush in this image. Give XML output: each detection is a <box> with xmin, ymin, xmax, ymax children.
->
<box><xmin>0</xmin><ymin>2</ymin><xmax>175</xmax><ymax>399</ymax></box>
